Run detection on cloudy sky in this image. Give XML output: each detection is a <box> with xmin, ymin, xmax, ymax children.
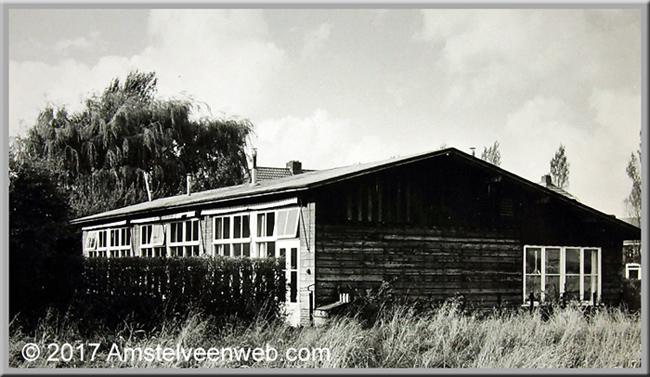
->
<box><xmin>8</xmin><ymin>8</ymin><xmax>642</xmax><ymax>218</ymax></box>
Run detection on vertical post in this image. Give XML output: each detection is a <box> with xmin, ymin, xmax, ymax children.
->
<box><xmin>143</xmin><ymin>171</ymin><xmax>153</xmax><ymax>201</ymax></box>
<box><xmin>251</xmin><ymin>148</ymin><xmax>258</xmax><ymax>186</ymax></box>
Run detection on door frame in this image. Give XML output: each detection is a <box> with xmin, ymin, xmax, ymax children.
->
<box><xmin>277</xmin><ymin>238</ymin><xmax>301</xmax><ymax>326</ymax></box>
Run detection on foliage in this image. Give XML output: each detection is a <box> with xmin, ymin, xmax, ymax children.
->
<box><xmin>549</xmin><ymin>144</ymin><xmax>570</xmax><ymax>189</ymax></box>
<box><xmin>624</xmin><ymin>148</ymin><xmax>641</xmax><ymax>226</ymax></box>
<box><xmin>480</xmin><ymin>140</ymin><xmax>501</xmax><ymax>166</ymax></box>
<box><xmin>10</xmin><ymin>301</ymin><xmax>641</xmax><ymax>368</ymax></box>
<box><xmin>17</xmin><ymin>71</ymin><xmax>253</xmax><ymax>218</ymax></box>
<box><xmin>9</xmin><ymin>142</ymin><xmax>84</xmax><ymax>328</ymax></box>
<box><xmin>69</xmin><ymin>256</ymin><xmax>286</xmax><ymax>333</ymax></box>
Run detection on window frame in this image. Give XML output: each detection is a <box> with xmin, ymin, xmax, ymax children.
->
<box><xmin>523</xmin><ymin>245</ymin><xmax>602</xmax><ymax>305</ymax></box>
<box><xmin>140</xmin><ymin>223</ymin><xmax>167</xmax><ymax>257</ymax></box>
<box><xmin>213</xmin><ymin>213</ymin><xmax>252</xmax><ymax>257</ymax></box>
<box><xmin>626</xmin><ymin>263</ymin><xmax>641</xmax><ymax>280</ymax></box>
<box><xmin>168</xmin><ymin>219</ymin><xmax>201</xmax><ymax>257</ymax></box>
<box><xmin>212</xmin><ymin>208</ymin><xmax>300</xmax><ymax>258</ymax></box>
<box><xmin>90</xmin><ymin>227</ymin><xmax>131</xmax><ymax>258</ymax></box>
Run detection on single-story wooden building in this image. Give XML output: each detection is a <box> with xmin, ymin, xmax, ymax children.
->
<box><xmin>72</xmin><ymin>147</ymin><xmax>641</xmax><ymax>326</ymax></box>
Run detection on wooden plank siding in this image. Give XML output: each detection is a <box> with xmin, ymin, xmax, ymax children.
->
<box><xmin>315</xmin><ymin>224</ymin><xmax>522</xmax><ymax>307</ymax></box>
<box><xmin>310</xmin><ymin>153</ymin><xmax>632</xmax><ymax>309</ymax></box>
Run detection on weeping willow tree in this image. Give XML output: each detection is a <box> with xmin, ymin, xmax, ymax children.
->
<box><xmin>18</xmin><ymin>71</ymin><xmax>253</xmax><ymax>218</ymax></box>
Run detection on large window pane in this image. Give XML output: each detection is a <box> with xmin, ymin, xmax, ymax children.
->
<box><xmin>267</xmin><ymin>213</ymin><xmax>275</xmax><ymax>237</ymax></box>
<box><xmin>234</xmin><ymin>216</ymin><xmax>242</xmax><ymax>238</ymax></box>
<box><xmin>268</xmin><ymin>241</ymin><xmax>275</xmax><ymax>258</ymax></box>
<box><xmin>286</xmin><ymin>210</ymin><xmax>299</xmax><ymax>237</ymax></box>
<box><xmin>243</xmin><ymin>243</ymin><xmax>250</xmax><ymax>257</ymax></box>
<box><xmin>583</xmin><ymin>276</ymin><xmax>592</xmax><ymax>301</ymax></box>
<box><xmin>192</xmin><ymin>220</ymin><xmax>199</xmax><ymax>241</ymax></box>
<box><xmin>290</xmin><ymin>271</ymin><xmax>298</xmax><ymax>303</ymax></box>
<box><xmin>565</xmin><ymin>275</ymin><xmax>580</xmax><ymax>301</ymax></box>
<box><xmin>276</xmin><ymin>211</ymin><xmax>288</xmax><ymax>236</ymax></box>
<box><xmin>257</xmin><ymin>214</ymin><xmax>265</xmax><ymax>237</ymax></box>
<box><xmin>526</xmin><ymin>248</ymin><xmax>542</xmax><ymax>274</ymax></box>
<box><xmin>545</xmin><ymin>248</ymin><xmax>560</xmax><ymax>274</ymax></box>
<box><xmin>526</xmin><ymin>275</ymin><xmax>541</xmax><ymax>301</ymax></box>
<box><xmin>566</xmin><ymin>248</ymin><xmax>580</xmax><ymax>274</ymax></box>
<box><xmin>243</xmin><ymin>215</ymin><xmax>250</xmax><ymax>238</ymax></box>
<box><xmin>291</xmin><ymin>247</ymin><xmax>298</xmax><ymax>270</ymax></box>
<box><xmin>215</xmin><ymin>218</ymin><xmax>223</xmax><ymax>239</ymax></box>
<box><xmin>223</xmin><ymin>217</ymin><xmax>230</xmax><ymax>239</ymax></box>
<box><xmin>584</xmin><ymin>249</ymin><xmax>597</xmax><ymax>275</ymax></box>
<box><xmin>545</xmin><ymin>275</ymin><xmax>560</xmax><ymax>301</ymax></box>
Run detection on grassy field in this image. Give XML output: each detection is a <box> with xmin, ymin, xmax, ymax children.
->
<box><xmin>9</xmin><ymin>301</ymin><xmax>642</xmax><ymax>369</ymax></box>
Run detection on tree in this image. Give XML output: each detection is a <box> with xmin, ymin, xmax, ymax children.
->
<box><xmin>481</xmin><ymin>140</ymin><xmax>501</xmax><ymax>166</ymax></box>
<box><xmin>9</xmin><ymin>141</ymin><xmax>83</xmax><ymax>327</ymax></box>
<box><xmin>18</xmin><ymin>71</ymin><xmax>253</xmax><ymax>218</ymax></box>
<box><xmin>550</xmin><ymin>144</ymin><xmax>570</xmax><ymax>189</ymax></box>
<box><xmin>625</xmin><ymin>148</ymin><xmax>641</xmax><ymax>226</ymax></box>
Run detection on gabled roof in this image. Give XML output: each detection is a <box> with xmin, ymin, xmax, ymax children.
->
<box><xmin>71</xmin><ymin>148</ymin><xmax>641</xmax><ymax>235</ymax></box>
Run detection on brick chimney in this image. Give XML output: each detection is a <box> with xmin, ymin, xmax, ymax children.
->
<box><xmin>286</xmin><ymin>160</ymin><xmax>302</xmax><ymax>175</ymax></box>
<box><xmin>541</xmin><ymin>174</ymin><xmax>553</xmax><ymax>187</ymax></box>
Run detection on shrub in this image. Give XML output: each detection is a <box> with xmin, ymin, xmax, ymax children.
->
<box><xmin>68</xmin><ymin>256</ymin><xmax>286</xmax><ymax>334</ymax></box>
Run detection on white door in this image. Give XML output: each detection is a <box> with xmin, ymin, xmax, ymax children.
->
<box><xmin>277</xmin><ymin>239</ymin><xmax>300</xmax><ymax>326</ymax></box>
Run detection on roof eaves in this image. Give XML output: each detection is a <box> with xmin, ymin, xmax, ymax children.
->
<box><xmin>451</xmin><ymin>151</ymin><xmax>641</xmax><ymax>234</ymax></box>
<box><xmin>71</xmin><ymin>185</ymin><xmax>311</xmax><ymax>226</ymax></box>
<box><xmin>304</xmin><ymin>148</ymin><xmax>453</xmax><ymax>190</ymax></box>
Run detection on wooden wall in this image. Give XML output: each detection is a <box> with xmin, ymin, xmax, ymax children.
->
<box><xmin>315</xmin><ymin>224</ymin><xmax>522</xmax><ymax>307</ymax></box>
<box><xmin>310</xmin><ymin>154</ymin><xmax>633</xmax><ymax>308</ymax></box>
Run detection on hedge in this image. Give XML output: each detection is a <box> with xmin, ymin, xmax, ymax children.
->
<box><xmin>70</xmin><ymin>256</ymin><xmax>286</xmax><ymax>331</ymax></box>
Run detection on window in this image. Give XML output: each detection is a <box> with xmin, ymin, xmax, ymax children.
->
<box><xmin>91</xmin><ymin>227</ymin><xmax>131</xmax><ymax>258</ymax></box>
<box><xmin>109</xmin><ymin>228</ymin><xmax>132</xmax><ymax>257</ymax></box>
<box><xmin>212</xmin><ymin>208</ymin><xmax>300</xmax><ymax>259</ymax></box>
<box><xmin>626</xmin><ymin>263</ymin><xmax>641</xmax><ymax>280</ymax></box>
<box><xmin>169</xmin><ymin>219</ymin><xmax>200</xmax><ymax>257</ymax></box>
<box><xmin>256</xmin><ymin>211</ymin><xmax>276</xmax><ymax>258</ymax></box>
<box><xmin>524</xmin><ymin>246</ymin><xmax>601</xmax><ymax>304</ymax></box>
<box><xmin>85</xmin><ymin>231</ymin><xmax>98</xmax><ymax>257</ymax></box>
<box><xmin>275</xmin><ymin>209</ymin><xmax>299</xmax><ymax>238</ymax></box>
<box><xmin>140</xmin><ymin>224</ymin><xmax>166</xmax><ymax>257</ymax></box>
<box><xmin>213</xmin><ymin>214</ymin><xmax>251</xmax><ymax>257</ymax></box>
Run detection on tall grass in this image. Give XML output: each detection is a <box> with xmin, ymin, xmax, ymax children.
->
<box><xmin>9</xmin><ymin>301</ymin><xmax>641</xmax><ymax>369</ymax></box>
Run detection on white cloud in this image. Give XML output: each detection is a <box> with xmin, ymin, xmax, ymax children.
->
<box><xmin>9</xmin><ymin>9</ymin><xmax>286</xmax><ymax>136</ymax></box>
<box><xmin>302</xmin><ymin>23</ymin><xmax>331</xmax><ymax>59</ymax></box>
<box><xmin>252</xmin><ymin>109</ymin><xmax>393</xmax><ymax>170</ymax></box>
<box><xmin>54</xmin><ymin>31</ymin><xmax>100</xmax><ymax>53</ymax></box>
<box><xmin>419</xmin><ymin>9</ymin><xmax>640</xmax><ymax>111</ymax></box>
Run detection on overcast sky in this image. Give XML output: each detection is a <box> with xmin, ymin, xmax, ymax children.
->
<box><xmin>8</xmin><ymin>8</ymin><xmax>642</xmax><ymax>218</ymax></box>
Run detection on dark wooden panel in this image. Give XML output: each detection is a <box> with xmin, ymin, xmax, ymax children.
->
<box><xmin>315</xmin><ymin>224</ymin><xmax>523</xmax><ymax>307</ymax></box>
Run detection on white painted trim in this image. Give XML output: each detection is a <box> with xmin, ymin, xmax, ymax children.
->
<box><xmin>201</xmin><ymin>197</ymin><xmax>298</xmax><ymax>216</ymax></box>
<box><xmin>202</xmin><ymin>205</ymin><xmax>248</xmax><ymax>216</ymax></box>
<box><xmin>82</xmin><ymin>220</ymin><xmax>127</xmax><ymax>231</ymax></box>
<box><xmin>131</xmin><ymin>216</ymin><xmax>162</xmax><ymax>224</ymax></box>
<box><xmin>161</xmin><ymin>211</ymin><xmax>195</xmax><ymax>220</ymax></box>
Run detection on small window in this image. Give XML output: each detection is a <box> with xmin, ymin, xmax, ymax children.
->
<box><xmin>626</xmin><ymin>263</ymin><xmax>641</xmax><ymax>280</ymax></box>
